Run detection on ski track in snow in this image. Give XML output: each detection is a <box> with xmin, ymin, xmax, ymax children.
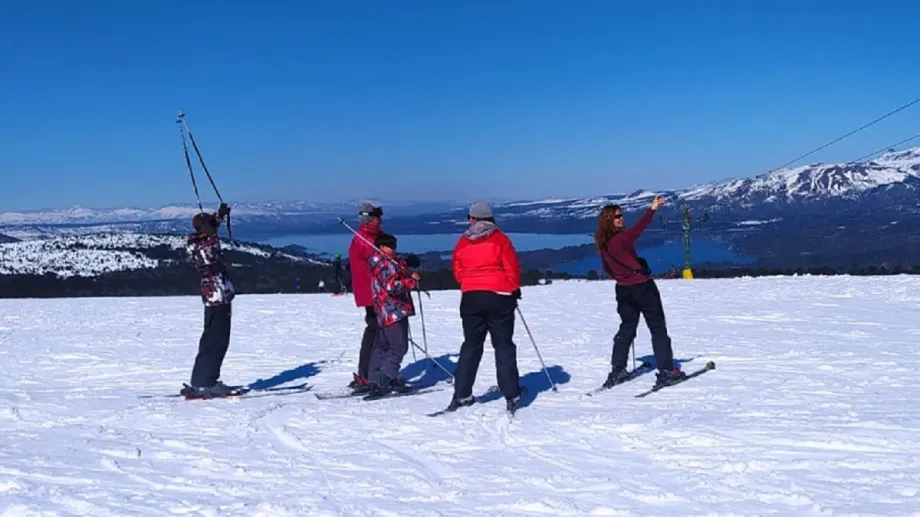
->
<box><xmin>1</xmin><ymin>276</ymin><xmax>920</xmax><ymax>516</ymax></box>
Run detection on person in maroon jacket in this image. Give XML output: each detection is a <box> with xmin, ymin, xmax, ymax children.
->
<box><xmin>595</xmin><ymin>195</ymin><xmax>685</xmax><ymax>390</ymax></box>
<box><xmin>347</xmin><ymin>202</ymin><xmax>384</xmax><ymax>392</ymax></box>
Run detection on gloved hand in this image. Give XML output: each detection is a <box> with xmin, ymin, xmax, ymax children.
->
<box><xmin>404</xmin><ymin>253</ymin><xmax>421</xmax><ymax>269</ymax></box>
<box><xmin>217</xmin><ymin>203</ymin><xmax>231</xmax><ymax>219</ymax></box>
<box><xmin>512</xmin><ymin>288</ymin><xmax>521</xmax><ymax>300</ymax></box>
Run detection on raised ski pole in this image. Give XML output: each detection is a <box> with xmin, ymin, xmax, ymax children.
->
<box><xmin>176</xmin><ymin>111</ymin><xmax>232</xmax><ymax>239</ymax></box>
<box><xmin>516</xmin><ymin>306</ymin><xmax>557</xmax><ymax>392</ymax></box>
<box><xmin>176</xmin><ymin>116</ymin><xmax>205</xmax><ymax>213</ymax></box>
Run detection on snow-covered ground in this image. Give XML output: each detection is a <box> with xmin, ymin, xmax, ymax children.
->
<box><xmin>1</xmin><ymin>276</ymin><xmax>919</xmax><ymax>516</ymax></box>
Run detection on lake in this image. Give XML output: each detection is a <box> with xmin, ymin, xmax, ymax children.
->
<box><xmin>553</xmin><ymin>240</ymin><xmax>756</xmax><ymax>275</ymax></box>
<box><xmin>261</xmin><ymin>232</ymin><xmax>594</xmax><ymax>255</ymax></box>
<box><xmin>258</xmin><ymin>232</ymin><xmax>755</xmax><ymax>272</ymax></box>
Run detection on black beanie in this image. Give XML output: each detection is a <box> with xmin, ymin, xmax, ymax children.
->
<box><xmin>375</xmin><ymin>233</ymin><xmax>397</xmax><ymax>250</ymax></box>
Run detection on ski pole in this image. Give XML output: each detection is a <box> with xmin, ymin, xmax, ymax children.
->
<box><xmin>408</xmin><ymin>325</ymin><xmax>418</xmax><ymax>363</ymax></box>
<box><xmin>408</xmin><ymin>336</ymin><xmax>455</xmax><ymax>383</ymax></box>
<box><xmin>515</xmin><ymin>306</ymin><xmax>557</xmax><ymax>392</ymax></box>
<box><xmin>632</xmin><ymin>338</ymin><xmax>636</xmax><ymax>372</ymax></box>
<box><xmin>415</xmin><ymin>288</ymin><xmax>430</xmax><ymax>355</ymax></box>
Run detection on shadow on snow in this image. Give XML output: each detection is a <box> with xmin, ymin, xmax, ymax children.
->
<box><xmin>398</xmin><ymin>352</ymin><xmax>571</xmax><ymax>411</ymax></box>
<box><xmin>400</xmin><ymin>353</ymin><xmax>458</xmax><ymax>388</ymax></box>
<box><xmin>475</xmin><ymin>365</ymin><xmax>571</xmax><ymax>410</ymax></box>
<box><xmin>246</xmin><ymin>361</ymin><xmax>324</xmax><ymax>390</ymax></box>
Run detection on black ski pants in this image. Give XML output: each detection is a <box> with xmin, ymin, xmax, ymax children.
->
<box><xmin>611</xmin><ymin>279</ymin><xmax>675</xmax><ymax>372</ymax></box>
<box><xmin>358</xmin><ymin>306</ymin><xmax>378</xmax><ymax>379</ymax></box>
<box><xmin>190</xmin><ymin>303</ymin><xmax>232</xmax><ymax>387</ymax></box>
<box><xmin>453</xmin><ymin>291</ymin><xmax>521</xmax><ymax>401</ymax></box>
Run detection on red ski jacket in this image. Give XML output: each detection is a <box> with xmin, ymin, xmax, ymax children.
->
<box><xmin>452</xmin><ymin>222</ymin><xmax>521</xmax><ymax>294</ymax></box>
<box><xmin>348</xmin><ymin>223</ymin><xmax>382</xmax><ymax>307</ymax></box>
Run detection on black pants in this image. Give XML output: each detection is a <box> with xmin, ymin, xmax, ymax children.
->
<box><xmin>358</xmin><ymin>306</ymin><xmax>378</xmax><ymax>379</ymax></box>
<box><xmin>611</xmin><ymin>279</ymin><xmax>674</xmax><ymax>372</ymax></box>
<box><xmin>190</xmin><ymin>303</ymin><xmax>232</xmax><ymax>387</ymax></box>
<box><xmin>453</xmin><ymin>291</ymin><xmax>521</xmax><ymax>401</ymax></box>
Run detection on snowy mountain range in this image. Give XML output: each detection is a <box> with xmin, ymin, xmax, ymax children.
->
<box><xmin>378</xmin><ymin>147</ymin><xmax>920</xmax><ymax>230</ymax></box>
<box><xmin>2</xmin><ymin>147</ymin><xmax>919</xmax><ymax>269</ymax></box>
<box><xmin>0</xmin><ymin>200</ymin><xmax>466</xmax><ymax>241</ymax></box>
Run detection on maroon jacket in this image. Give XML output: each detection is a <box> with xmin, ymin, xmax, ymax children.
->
<box><xmin>348</xmin><ymin>223</ymin><xmax>382</xmax><ymax>307</ymax></box>
<box><xmin>600</xmin><ymin>208</ymin><xmax>655</xmax><ymax>286</ymax></box>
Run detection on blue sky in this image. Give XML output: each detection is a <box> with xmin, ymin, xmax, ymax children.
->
<box><xmin>3</xmin><ymin>1</ymin><xmax>920</xmax><ymax>211</ymax></box>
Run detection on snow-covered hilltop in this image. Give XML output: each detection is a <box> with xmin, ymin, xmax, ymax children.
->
<box><xmin>0</xmin><ymin>233</ymin><xmax>322</xmax><ymax>278</ymax></box>
<box><xmin>680</xmin><ymin>147</ymin><xmax>920</xmax><ymax>207</ymax></box>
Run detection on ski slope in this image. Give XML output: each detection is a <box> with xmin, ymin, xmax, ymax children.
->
<box><xmin>1</xmin><ymin>276</ymin><xmax>919</xmax><ymax>516</ymax></box>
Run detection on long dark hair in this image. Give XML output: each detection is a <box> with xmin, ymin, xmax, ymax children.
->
<box><xmin>594</xmin><ymin>204</ymin><xmax>622</xmax><ymax>252</ymax></box>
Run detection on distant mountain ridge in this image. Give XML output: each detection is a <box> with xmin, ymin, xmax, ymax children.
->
<box><xmin>0</xmin><ymin>200</ymin><xmax>466</xmax><ymax>241</ymax></box>
<box><xmin>3</xmin><ymin>147</ymin><xmax>920</xmax><ymax>269</ymax></box>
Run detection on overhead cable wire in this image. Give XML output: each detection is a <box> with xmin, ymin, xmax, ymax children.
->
<box><xmin>764</xmin><ymin>95</ymin><xmax>920</xmax><ymax>174</ymax></box>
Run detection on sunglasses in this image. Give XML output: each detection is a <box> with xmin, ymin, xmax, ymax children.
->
<box><xmin>613</xmin><ymin>213</ymin><xmax>623</xmax><ymax>219</ymax></box>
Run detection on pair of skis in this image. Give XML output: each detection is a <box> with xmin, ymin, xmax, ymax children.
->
<box><xmin>585</xmin><ymin>360</ymin><xmax>717</xmax><ymax>398</ymax></box>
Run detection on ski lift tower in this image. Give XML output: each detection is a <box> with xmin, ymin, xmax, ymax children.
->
<box><xmin>661</xmin><ymin>206</ymin><xmax>709</xmax><ymax>279</ymax></box>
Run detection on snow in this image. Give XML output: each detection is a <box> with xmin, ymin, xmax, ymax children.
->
<box><xmin>1</xmin><ymin>275</ymin><xmax>919</xmax><ymax>516</ymax></box>
<box><xmin>0</xmin><ymin>233</ymin><xmax>319</xmax><ymax>277</ymax></box>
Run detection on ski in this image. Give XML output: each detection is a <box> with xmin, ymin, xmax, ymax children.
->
<box><xmin>426</xmin><ymin>386</ymin><xmax>500</xmax><ymax>417</ymax></box>
<box><xmin>585</xmin><ymin>361</ymin><xmax>654</xmax><ymax>396</ymax></box>
<box><xmin>634</xmin><ymin>361</ymin><xmax>716</xmax><ymax>398</ymax></box>
<box><xmin>314</xmin><ymin>389</ymin><xmax>369</xmax><ymax>401</ymax></box>
<box><xmin>316</xmin><ymin>385</ymin><xmax>443</xmax><ymax>401</ymax></box>
<box><xmin>361</xmin><ymin>386</ymin><xmax>444</xmax><ymax>401</ymax></box>
<box><xmin>182</xmin><ymin>385</ymin><xmax>314</xmax><ymax>401</ymax></box>
<box><xmin>139</xmin><ymin>383</ymin><xmax>311</xmax><ymax>399</ymax></box>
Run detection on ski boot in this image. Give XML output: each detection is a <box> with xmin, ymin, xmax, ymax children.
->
<box><xmin>506</xmin><ymin>386</ymin><xmax>528</xmax><ymax>414</ymax></box>
<box><xmin>180</xmin><ymin>380</ymin><xmax>239</xmax><ymax>400</ymax></box>
<box><xmin>603</xmin><ymin>367</ymin><xmax>632</xmax><ymax>388</ymax></box>
<box><xmin>653</xmin><ymin>367</ymin><xmax>687</xmax><ymax>390</ymax></box>
<box><xmin>348</xmin><ymin>373</ymin><xmax>372</xmax><ymax>394</ymax></box>
<box><xmin>444</xmin><ymin>394</ymin><xmax>475</xmax><ymax>412</ymax></box>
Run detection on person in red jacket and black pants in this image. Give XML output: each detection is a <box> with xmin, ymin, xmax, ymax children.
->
<box><xmin>446</xmin><ymin>201</ymin><xmax>524</xmax><ymax>412</ymax></box>
<box><xmin>596</xmin><ymin>195</ymin><xmax>685</xmax><ymax>390</ymax></box>
<box><xmin>347</xmin><ymin>202</ymin><xmax>384</xmax><ymax>392</ymax></box>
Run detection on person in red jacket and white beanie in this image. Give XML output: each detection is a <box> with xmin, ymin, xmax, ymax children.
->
<box><xmin>347</xmin><ymin>202</ymin><xmax>384</xmax><ymax>392</ymax></box>
<box><xmin>444</xmin><ymin>200</ymin><xmax>525</xmax><ymax>413</ymax></box>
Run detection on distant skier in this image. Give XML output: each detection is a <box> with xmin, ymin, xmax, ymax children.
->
<box><xmin>365</xmin><ymin>232</ymin><xmax>420</xmax><ymax>397</ymax></box>
<box><xmin>595</xmin><ymin>194</ymin><xmax>685</xmax><ymax>389</ymax></box>
<box><xmin>332</xmin><ymin>253</ymin><xmax>344</xmax><ymax>295</ymax></box>
<box><xmin>180</xmin><ymin>203</ymin><xmax>236</xmax><ymax>399</ymax></box>
<box><xmin>444</xmin><ymin>201</ymin><xmax>524</xmax><ymax>413</ymax></box>
<box><xmin>347</xmin><ymin>202</ymin><xmax>384</xmax><ymax>391</ymax></box>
